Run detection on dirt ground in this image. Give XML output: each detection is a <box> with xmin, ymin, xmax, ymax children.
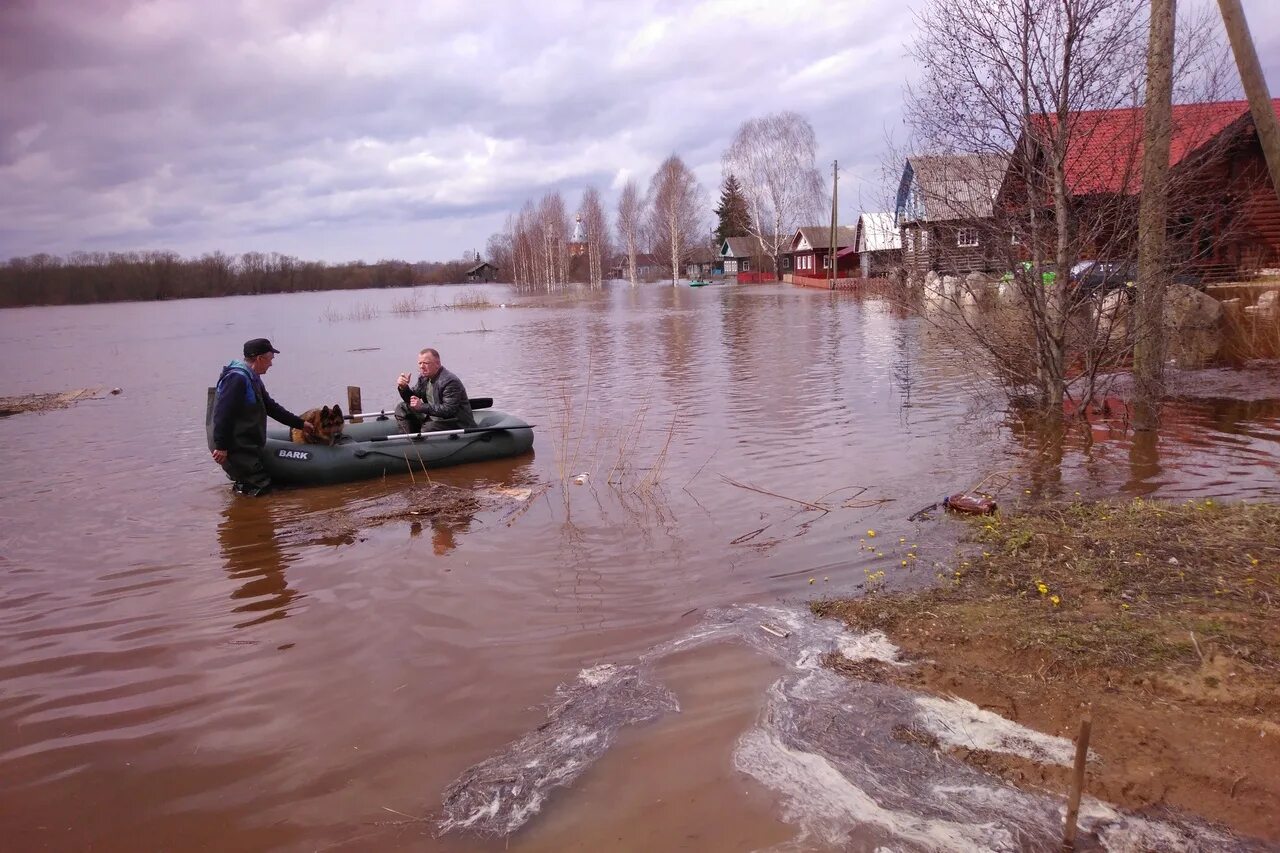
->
<box><xmin>814</xmin><ymin>499</ymin><xmax>1280</xmax><ymax>843</ymax></box>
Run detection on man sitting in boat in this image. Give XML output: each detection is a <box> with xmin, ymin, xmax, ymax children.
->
<box><xmin>211</xmin><ymin>338</ymin><xmax>313</xmax><ymax>496</ymax></box>
<box><xmin>395</xmin><ymin>347</ymin><xmax>477</xmax><ymax>434</ymax></box>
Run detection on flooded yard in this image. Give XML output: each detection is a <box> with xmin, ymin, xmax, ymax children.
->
<box><xmin>1</xmin><ymin>281</ymin><xmax>1278</xmax><ymax>850</ymax></box>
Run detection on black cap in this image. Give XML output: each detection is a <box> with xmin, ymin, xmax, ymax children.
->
<box><xmin>243</xmin><ymin>338</ymin><xmax>280</xmax><ymax>358</ymax></box>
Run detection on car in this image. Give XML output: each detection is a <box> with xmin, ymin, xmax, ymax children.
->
<box><xmin>1070</xmin><ymin>260</ymin><xmax>1202</xmax><ymax>296</ymax></box>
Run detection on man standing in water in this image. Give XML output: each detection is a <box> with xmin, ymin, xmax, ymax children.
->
<box><xmin>395</xmin><ymin>347</ymin><xmax>476</xmax><ymax>433</ymax></box>
<box><xmin>211</xmin><ymin>338</ymin><xmax>312</xmax><ymax>496</ymax></box>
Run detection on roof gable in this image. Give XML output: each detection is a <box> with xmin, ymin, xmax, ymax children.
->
<box><xmin>793</xmin><ymin>226</ymin><xmax>856</xmax><ymax>251</ymax></box>
<box><xmin>721</xmin><ymin>236</ymin><xmax>758</xmax><ymax>258</ymax></box>
<box><xmin>855</xmin><ymin>212</ymin><xmax>901</xmax><ymax>252</ymax></box>
<box><xmin>897</xmin><ymin>153</ymin><xmax>1009</xmax><ymax>224</ymax></box>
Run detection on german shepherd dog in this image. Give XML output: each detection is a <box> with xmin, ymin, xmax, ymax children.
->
<box><xmin>291</xmin><ymin>405</ymin><xmax>345</xmax><ymax>444</ymax></box>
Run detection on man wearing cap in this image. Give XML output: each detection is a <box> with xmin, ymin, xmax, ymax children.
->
<box><xmin>211</xmin><ymin>338</ymin><xmax>313</xmax><ymax>496</ymax></box>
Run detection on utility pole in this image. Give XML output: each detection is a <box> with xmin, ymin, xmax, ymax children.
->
<box><xmin>1133</xmin><ymin>0</ymin><xmax>1175</xmax><ymax>429</ymax></box>
<box><xmin>1218</xmin><ymin>0</ymin><xmax>1280</xmax><ymax>206</ymax></box>
<box><xmin>828</xmin><ymin>160</ymin><xmax>839</xmax><ymax>289</ymax></box>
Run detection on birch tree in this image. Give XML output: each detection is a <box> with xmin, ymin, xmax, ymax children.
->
<box><xmin>616</xmin><ymin>179</ymin><xmax>644</xmax><ymax>285</ymax></box>
<box><xmin>647</xmin><ymin>155</ymin><xmax>702</xmax><ymax>286</ymax></box>
<box><xmin>722</xmin><ymin>112</ymin><xmax>825</xmax><ymax>278</ymax></box>
<box><xmin>579</xmin><ymin>186</ymin><xmax>610</xmax><ymax>288</ymax></box>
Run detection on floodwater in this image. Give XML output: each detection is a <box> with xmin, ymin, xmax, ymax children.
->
<box><xmin>1</xmin><ymin>281</ymin><xmax>1278</xmax><ymax>851</ymax></box>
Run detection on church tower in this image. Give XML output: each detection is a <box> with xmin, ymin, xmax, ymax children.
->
<box><xmin>568</xmin><ymin>214</ymin><xmax>587</xmax><ymax>258</ymax></box>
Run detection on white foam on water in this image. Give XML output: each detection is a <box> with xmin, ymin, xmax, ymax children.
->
<box><xmin>838</xmin><ymin>631</ymin><xmax>907</xmax><ymax>666</ymax></box>
<box><xmin>578</xmin><ymin>663</ymin><xmax>616</xmax><ymax>687</ymax></box>
<box><xmin>1077</xmin><ymin>798</ymin><xmax>1245</xmax><ymax>852</ymax></box>
<box><xmin>914</xmin><ymin>695</ymin><xmax>1078</xmax><ymax>766</ymax></box>
<box><xmin>734</xmin><ymin>727</ymin><xmax>1019</xmax><ymax>851</ymax></box>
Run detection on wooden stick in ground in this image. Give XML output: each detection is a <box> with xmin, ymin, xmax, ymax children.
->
<box><xmin>1062</xmin><ymin>712</ymin><xmax>1092</xmax><ymax>852</ymax></box>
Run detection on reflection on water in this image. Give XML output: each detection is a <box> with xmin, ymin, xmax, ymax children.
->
<box><xmin>0</xmin><ymin>282</ymin><xmax>1277</xmax><ymax>850</ymax></box>
<box><xmin>217</xmin><ymin>496</ymin><xmax>301</xmax><ymax>628</ymax></box>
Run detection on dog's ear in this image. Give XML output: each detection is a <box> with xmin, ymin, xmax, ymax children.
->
<box><xmin>333</xmin><ymin>404</ymin><xmax>343</xmax><ymax>420</ymax></box>
<box><xmin>320</xmin><ymin>405</ymin><xmax>331</xmax><ymax>418</ymax></box>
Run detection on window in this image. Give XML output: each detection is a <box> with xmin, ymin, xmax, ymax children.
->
<box><xmin>822</xmin><ymin>255</ymin><xmax>832</xmax><ymax>269</ymax></box>
<box><xmin>906</xmin><ymin>231</ymin><xmax>915</xmax><ymax>251</ymax></box>
<box><xmin>742</xmin><ymin>258</ymin><xmax>751</xmax><ymax>272</ymax></box>
<box><xmin>956</xmin><ymin>228</ymin><xmax>979</xmax><ymax>247</ymax></box>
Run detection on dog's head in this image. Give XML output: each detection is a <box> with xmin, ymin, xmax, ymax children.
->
<box><xmin>303</xmin><ymin>404</ymin><xmax>345</xmax><ymax>444</ymax></box>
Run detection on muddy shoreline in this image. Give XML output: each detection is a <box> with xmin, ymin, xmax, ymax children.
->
<box><xmin>814</xmin><ymin>498</ymin><xmax>1280</xmax><ymax>843</ymax></box>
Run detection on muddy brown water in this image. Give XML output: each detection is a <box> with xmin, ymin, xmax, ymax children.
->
<box><xmin>1</xmin><ymin>282</ymin><xmax>1278</xmax><ymax>851</ymax></box>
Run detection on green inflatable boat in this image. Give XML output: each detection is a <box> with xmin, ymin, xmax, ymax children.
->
<box><xmin>205</xmin><ymin>394</ymin><xmax>535</xmax><ymax>486</ymax></box>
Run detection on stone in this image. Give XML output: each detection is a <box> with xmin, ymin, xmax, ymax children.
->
<box><xmin>1163</xmin><ymin>283</ymin><xmax>1222</xmax><ymax>330</ymax></box>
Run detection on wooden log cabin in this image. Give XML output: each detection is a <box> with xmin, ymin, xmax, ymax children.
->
<box><xmin>894</xmin><ymin>153</ymin><xmax>1010</xmax><ymax>277</ymax></box>
<box><xmin>996</xmin><ymin>99</ymin><xmax>1280</xmax><ymax>281</ymax></box>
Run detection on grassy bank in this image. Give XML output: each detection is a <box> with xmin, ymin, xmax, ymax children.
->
<box><xmin>813</xmin><ymin>498</ymin><xmax>1280</xmax><ymax>841</ymax></box>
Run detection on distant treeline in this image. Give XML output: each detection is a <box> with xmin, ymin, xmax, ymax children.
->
<box><xmin>0</xmin><ymin>251</ymin><xmax>479</xmax><ymax>307</ymax></box>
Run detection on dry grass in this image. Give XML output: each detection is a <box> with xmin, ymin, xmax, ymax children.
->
<box><xmin>449</xmin><ymin>289</ymin><xmax>493</xmax><ymax>310</ymax></box>
<box><xmin>814</xmin><ymin>498</ymin><xmax>1280</xmax><ymax>674</ymax></box>
<box><xmin>390</xmin><ymin>289</ymin><xmax>431</xmax><ymax>314</ymax></box>
<box><xmin>319</xmin><ymin>300</ymin><xmax>382</xmax><ymax>322</ymax></box>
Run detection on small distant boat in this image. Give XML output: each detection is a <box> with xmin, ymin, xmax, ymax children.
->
<box><xmin>689</xmin><ymin>279</ymin><xmax>710</xmax><ymax>287</ymax></box>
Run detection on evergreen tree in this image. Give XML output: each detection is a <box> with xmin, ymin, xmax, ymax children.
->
<box><xmin>713</xmin><ymin>174</ymin><xmax>751</xmax><ymax>247</ymax></box>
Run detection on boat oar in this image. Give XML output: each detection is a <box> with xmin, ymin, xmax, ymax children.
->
<box><xmin>343</xmin><ymin>397</ymin><xmax>494</xmax><ymax>420</ymax></box>
<box><xmin>367</xmin><ymin>424</ymin><xmax>535</xmax><ymax>443</ymax></box>
<box><xmin>351</xmin><ymin>423</ymin><xmax>534</xmax><ymax>456</ymax></box>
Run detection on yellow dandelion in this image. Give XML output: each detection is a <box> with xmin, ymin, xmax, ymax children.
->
<box><xmin>1050</xmin><ymin>595</ymin><xmax>1061</xmax><ymax>606</ymax></box>
<box><xmin>1121</xmin><ymin>603</ymin><xmax>1131</xmax><ymax>610</ymax></box>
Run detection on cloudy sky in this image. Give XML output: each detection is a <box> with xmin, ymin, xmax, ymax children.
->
<box><xmin>3</xmin><ymin>0</ymin><xmax>1278</xmax><ymax>264</ymax></box>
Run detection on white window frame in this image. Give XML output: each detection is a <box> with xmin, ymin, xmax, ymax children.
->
<box><xmin>822</xmin><ymin>255</ymin><xmax>832</xmax><ymax>270</ymax></box>
<box><xmin>956</xmin><ymin>228</ymin><xmax>979</xmax><ymax>248</ymax></box>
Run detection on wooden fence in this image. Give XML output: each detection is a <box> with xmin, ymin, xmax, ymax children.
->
<box><xmin>790</xmin><ymin>274</ymin><xmax>894</xmax><ymax>291</ymax></box>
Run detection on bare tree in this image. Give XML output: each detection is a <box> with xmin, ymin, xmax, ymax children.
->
<box><xmin>722</xmin><ymin>112</ymin><xmax>826</xmax><ymax>279</ymax></box>
<box><xmin>579</xmin><ymin>186</ymin><xmax>610</xmax><ymax>288</ymax></box>
<box><xmin>536</xmin><ymin>191</ymin><xmax>570</xmax><ymax>289</ymax></box>
<box><xmin>616</xmin><ymin>179</ymin><xmax>643</xmax><ymax>284</ymax></box>
<box><xmin>647</xmin><ymin>155</ymin><xmax>703</xmax><ymax>286</ymax></box>
<box><xmin>902</xmin><ymin>0</ymin><xmax>1234</xmax><ymax>417</ymax></box>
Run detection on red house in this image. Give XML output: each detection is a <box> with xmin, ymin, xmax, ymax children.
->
<box><xmin>790</xmin><ymin>226</ymin><xmax>857</xmax><ymax>277</ymax></box>
<box><xmin>998</xmin><ymin>99</ymin><xmax>1280</xmax><ymax>280</ymax></box>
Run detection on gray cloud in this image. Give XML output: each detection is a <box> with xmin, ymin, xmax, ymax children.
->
<box><xmin>1</xmin><ymin>0</ymin><xmax>1276</xmax><ymax>262</ymax></box>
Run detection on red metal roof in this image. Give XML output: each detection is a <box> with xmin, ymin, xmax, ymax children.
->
<box><xmin>1030</xmin><ymin>99</ymin><xmax>1280</xmax><ymax>196</ymax></box>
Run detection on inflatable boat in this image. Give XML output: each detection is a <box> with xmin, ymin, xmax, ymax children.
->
<box><xmin>205</xmin><ymin>394</ymin><xmax>534</xmax><ymax>486</ymax></box>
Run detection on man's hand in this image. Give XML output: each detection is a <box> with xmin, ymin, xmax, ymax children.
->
<box><xmin>302</xmin><ymin>421</ymin><xmax>317</xmax><ymax>436</ymax></box>
<box><xmin>409</xmin><ymin>396</ymin><xmax>422</xmax><ymax>408</ymax></box>
<box><xmin>397</xmin><ymin>372</ymin><xmax>411</xmax><ymax>389</ymax></box>
<box><xmin>212</xmin><ymin>449</ymin><xmax>228</xmax><ymax>464</ymax></box>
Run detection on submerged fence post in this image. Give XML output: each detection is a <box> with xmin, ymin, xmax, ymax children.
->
<box><xmin>347</xmin><ymin>385</ymin><xmax>363</xmax><ymax>424</ymax></box>
<box><xmin>1061</xmin><ymin>712</ymin><xmax>1092</xmax><ymax>851</ymax></box>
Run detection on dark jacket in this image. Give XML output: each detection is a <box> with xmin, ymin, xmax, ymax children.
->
<box><xmin>213</xmin><ymin>361</ymin><xmax>305</xmax><ymax>452</ymax></box>
<box><xmin>398</xmin><ymin>365</ymin><xmax>476</xmax><ymax>426</ymax></box>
